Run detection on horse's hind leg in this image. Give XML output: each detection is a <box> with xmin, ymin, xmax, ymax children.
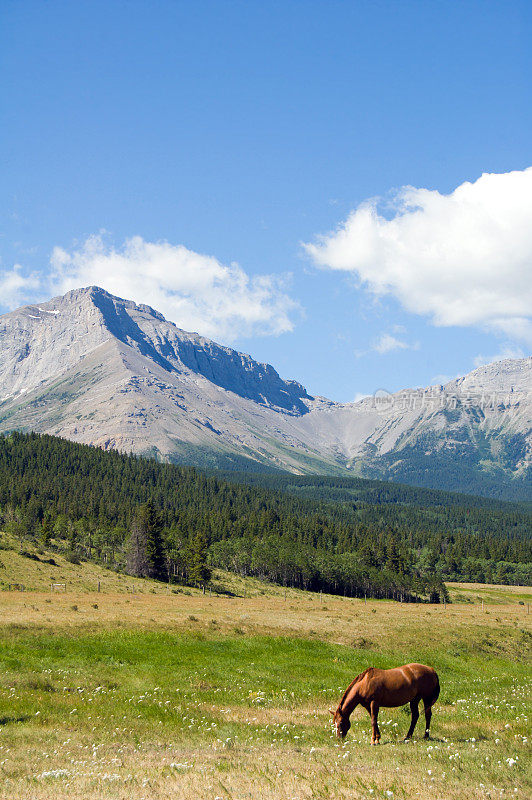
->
<box><xmin>423</xmin><ymin>700</ymin><xmax>432</xmax><ymax>739</ymax></box>
<box><xmin>423</xmin><ymin>676</ymin><xmax>440</xmax><ymax>739</ymax></box>
<box><xmin>405</xmin><ymin>699</ymin><xmax>419</xmax><ymax>741</ymax></box>
<box><xmin>423</xmin><ymin>682</ymin><xmax>439</xmax><ymax>739</ymax></box>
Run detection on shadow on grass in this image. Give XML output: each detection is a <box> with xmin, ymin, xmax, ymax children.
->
<box><xmin>0</xmin><ymin>715</ymin><xmax>31</xmax><ymax>725</ymax></box>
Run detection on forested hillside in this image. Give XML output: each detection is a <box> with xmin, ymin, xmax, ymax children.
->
<box><xmin>0</xmin><ymin>432</ymin><xmax>530</xmax><ymax>599</ymax></box>
<box><xmin>216</xmin><ymin>470</ymin><xmax>530</xmax><ymax>511</ymax></box>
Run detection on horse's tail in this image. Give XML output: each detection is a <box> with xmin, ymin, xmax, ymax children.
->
<box><xmin>425</xmin><ymin>673</ymin><xmax>440</xmax><ymax>709</ymax></box>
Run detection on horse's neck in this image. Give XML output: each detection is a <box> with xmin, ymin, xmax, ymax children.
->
<box><xmin>340</xmin><ymin>682</ymin><xmax>359</xmax><ymax>717</ymax></box>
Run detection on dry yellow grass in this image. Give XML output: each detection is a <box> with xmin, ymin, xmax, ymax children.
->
<box><xmin>2</xmin><ymin>583</ymin><xmax>530</xmax><ymax>647</ymax></box>
<box><xmin>0</xmin><ymin>539</ymin><xmax>179</xmax><ymax>593</ymax></box>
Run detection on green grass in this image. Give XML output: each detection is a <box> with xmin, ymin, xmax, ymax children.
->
<box><xmin>0</xmin><ymin>548</ymin><xmax>530</xmax><ymax>799</ymax></box>
<box><xmin>448</xmin><ymin>582</ymin><xmax>532</xmax><ymax>604</ymax></box>
<box><xmin>0</xmin><ymin>615</ymin><xmax>530</xmax><ymax>799</ymax></box>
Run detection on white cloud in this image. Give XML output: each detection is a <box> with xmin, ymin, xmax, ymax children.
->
<box><xmin>50</xmin><ymin>234</ymin><xmax>299</xmax><ymax>341</ymax></box>
<box><xmin>431</xmin><ymin>372</ymin><xmax>462</xmax><ymax>385</ymax></box>
<box><xmin>354</xmin><ymin>330</ymin><xmax>418</xmax><ymax>358</ymax></box>
<box><xmin>372</xmin><ymin>332</ymin><xmax>419</xmax><ymax>354</ymax></box>
<box><xmin>0</xmin><ymin>264</ymin><xmax>41</xmax><ymax>309</ymax></box>
<box><xmin>304</xmin><ymin>167</ymin><xmax>532</xmax><ymax>345</ymax></box>
<box><xmin>473</xmin><ymin>345</ymin><xmax>525</xmax><ymax>369</ymax></box>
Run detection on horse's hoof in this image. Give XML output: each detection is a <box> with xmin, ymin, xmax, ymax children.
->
<box><xmin>404</xmin><ymin>737</ymin><xmax>411</xmax><ymax>742</ymax></box>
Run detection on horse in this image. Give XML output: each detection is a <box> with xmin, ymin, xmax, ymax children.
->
<box><xmin>330</xmin><ymin>663</ymin><xmax>440</xmax><ymax>744</ymax></box>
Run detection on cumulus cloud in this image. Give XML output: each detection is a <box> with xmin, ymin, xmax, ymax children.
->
<box><xmin>304</xmin><ymin>167</ymin><xmax>532</xmax><ymax>345</ymax></box>
<box><xmin>50</xmin><ymin>235</ymin><xmax>299</xmax><ymax>341</ymax></box>
<box><xmin>0</xmin><ymin>264</ymin><xmax>41</xmax><ymax>309</ymax></box>
<box><xmin>372</xmin><ymin>332</ymin><xmax>419</xmax><ymax>355</ymax></box>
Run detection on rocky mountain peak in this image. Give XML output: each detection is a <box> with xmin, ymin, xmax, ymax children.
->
<box><xmin>0</xmin><ymin>286</ymin><xmax>312</xmax><ymax>415</ymax></box>
<box><xmin>82</xmin><ymin>285</ymin><xmax>167</xmax><ymax>323</ymax></box>
<box><xmin>0</xmin><ymin>287</ymin><xmax>530</xmax><ymax>498</ymax></box>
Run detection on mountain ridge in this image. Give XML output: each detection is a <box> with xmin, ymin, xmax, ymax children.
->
<box><xmin>0</xmin><ymin>286</ymin><xmax>530</xmax><ymax>498</ymax></box>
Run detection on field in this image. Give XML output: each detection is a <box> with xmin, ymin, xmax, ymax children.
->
<box><xmin>0</xmin><ymin>555</ymin><xmax>530</xmax><ymax>799</ymax></box>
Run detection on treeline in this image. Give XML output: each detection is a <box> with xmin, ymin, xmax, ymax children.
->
<box><xmin>0</xmin><ymin>432</ymin><xmax>530</xmax><ymax>597</ymax></box>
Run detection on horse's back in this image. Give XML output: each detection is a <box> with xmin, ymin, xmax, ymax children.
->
<box><xmin>401</xmin><ymin>663</ymin><xmax>438</xmax><ymax>688</ymax></box>
<box><xmin>361</xmin><ymin>663</ymin><xmax>439</xmax><ymax>707</ymax></box>
<box><xmin>405</xmin><ymin>663</ymin><xmax>437</xmax><ymax>674</ymax></box>
<box><xmin>404</xmin><ymin>662</ymin><xmax>438</xmax><ymax>679</ymax></box>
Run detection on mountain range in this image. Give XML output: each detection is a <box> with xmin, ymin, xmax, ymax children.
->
<box><xmin>0</xmin><ymin>286</ymin><xmax>530</xmax><ymax>499</ymax></box>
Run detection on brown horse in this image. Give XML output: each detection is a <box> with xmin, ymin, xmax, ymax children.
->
<box><xmin>331</xmin><ymin>663</ymin><xmax>440</xmax><ymax>744</ymax></box>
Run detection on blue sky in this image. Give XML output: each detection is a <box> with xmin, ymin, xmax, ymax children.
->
<box><xmin>1</xmin><ymin>0</ymin><xmax>531</xmax><ymax>401</ymax></box>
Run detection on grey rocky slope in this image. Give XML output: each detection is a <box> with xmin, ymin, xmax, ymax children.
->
<box><xmin>0</xmin><ymin>287</ymin><xmax>530</xmax><ymax>498</ymax></box>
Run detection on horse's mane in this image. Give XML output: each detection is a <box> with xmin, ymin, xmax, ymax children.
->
<box><xmin>338</xmin><ymin>668</ymin><xmax>374</xmax><ymax>711</ymax></box>
<box><xmin>353</xmin><ymin>667</ymin><xmax>374</xmax><ymax>685</ymax></box>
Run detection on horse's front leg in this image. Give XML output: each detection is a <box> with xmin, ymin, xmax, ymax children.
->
<box><xmin>370</xmin><ymin>701</ymin><xmax>380</xmax><ymax>744</ymax></box>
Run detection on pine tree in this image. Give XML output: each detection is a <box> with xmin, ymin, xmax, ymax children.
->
<box><xmin>40</xmin><ymin>513</ymin><xmax>53</xmax><ymax>546</ymax></box>
<box><xmin>186</xmin><ymin>531</ymin><xmax>211</xmax><ymax>584</ymax></box>
<box><xmin>126</xmin><ymin>501</ymin><xmax>167</xmax><ymax>580</ymax></box>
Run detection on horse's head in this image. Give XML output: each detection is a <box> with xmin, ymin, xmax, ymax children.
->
<box><xmin>330</xmin><ymin>708</ymin><xmax>351</xmax><ymax>739</ymax></box>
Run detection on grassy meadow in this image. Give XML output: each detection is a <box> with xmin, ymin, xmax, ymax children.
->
<box><xmin>0</xmin><ymin>552</ymin><xmax>530</xmax><ymax>799</ymax></box>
